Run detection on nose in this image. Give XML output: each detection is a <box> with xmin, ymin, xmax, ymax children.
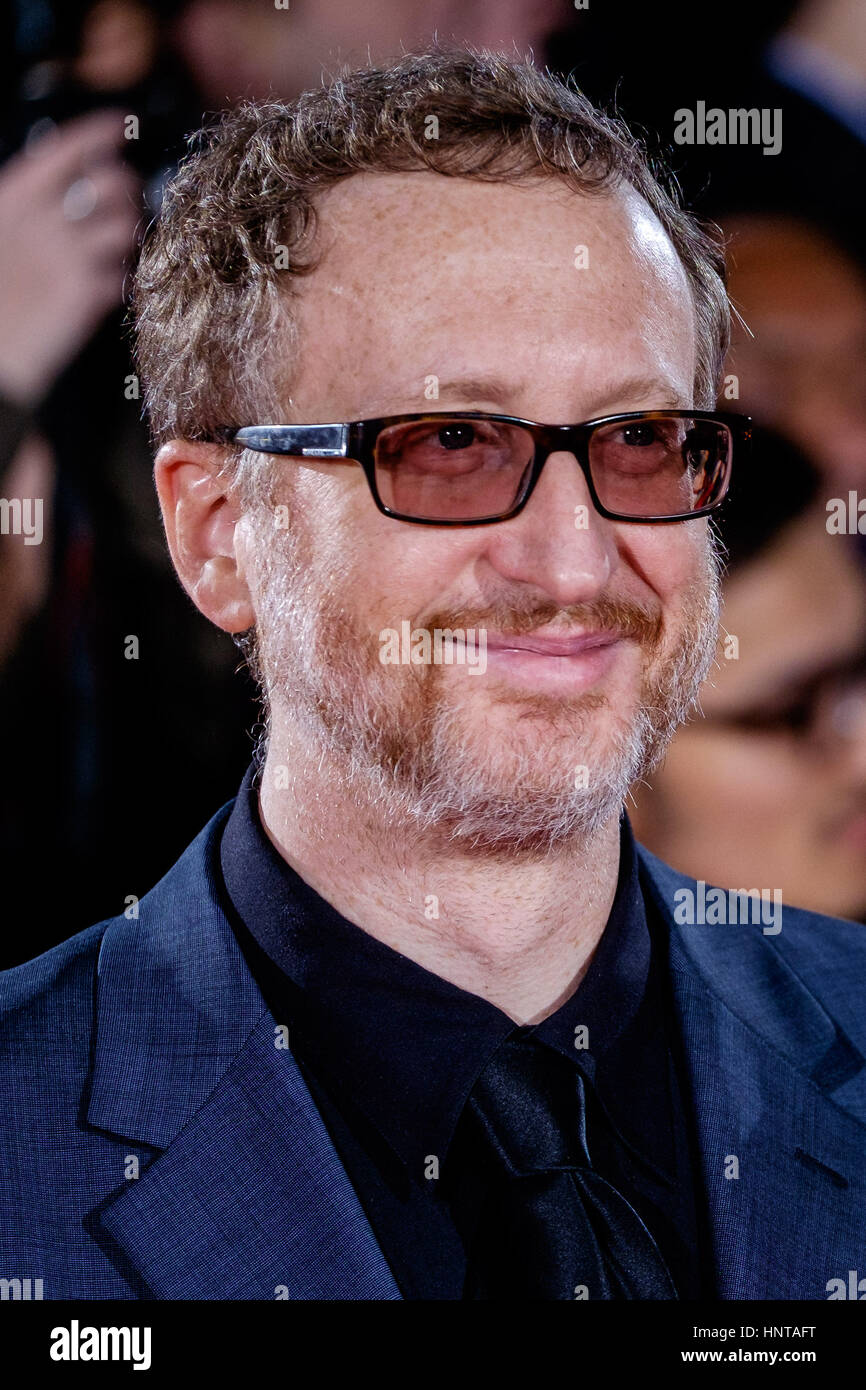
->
<box><xmin>481</xmin><ymin>449</ymin><xmax>618</xmax><ymax>608</ymax></box>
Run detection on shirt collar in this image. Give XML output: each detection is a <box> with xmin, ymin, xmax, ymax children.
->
<box><xmin>219</xmin><ymin>763</ymin><xmax>673</xmax><ymax>1183</ymax></box>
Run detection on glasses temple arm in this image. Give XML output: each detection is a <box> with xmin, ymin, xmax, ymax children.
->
<box><xmin>232</xmin><ymin>424</ymin><xmax>349</xmax><ymax>456</ymax></box>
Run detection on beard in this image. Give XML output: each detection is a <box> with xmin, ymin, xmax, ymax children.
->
<box><xmin>243</xmin><ymin>506</ymin><xmax>722</xmax><ymax>859</ymax></box>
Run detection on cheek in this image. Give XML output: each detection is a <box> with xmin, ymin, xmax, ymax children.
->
<box><xmin>292</xmin><ymin>472</ymin><xmax>475</xmax><ymax>618</ymax></box>
<box><xmin>617</xmin><ymin>520</ymin><xmax>711</xmax><ymax>605</ymax></box>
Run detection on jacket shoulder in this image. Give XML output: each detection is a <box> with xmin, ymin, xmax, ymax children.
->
<box><xmin>637</xmin><ymin>840</ymin><xmax>866</xmax><ymax>960</ymax></box>
<box><xmin>636</xmin><ymin>841</ymin><xmax>866</xmax><ymax>1056</ymax></box>
<box><xmin>0</xmin><ymin>920</ymin><xmax>109</xmax><ymax>1041</ymax></box>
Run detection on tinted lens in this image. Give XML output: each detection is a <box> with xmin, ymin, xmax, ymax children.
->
<box><xmin>589</xmin><ymin>415</ymin><xmax>732</xmax><ymax>518</ymax></box>
<box><xmin>374</xmin><ymin>417</ymin><xmax>535</xmax><ymax>521</ymax></box>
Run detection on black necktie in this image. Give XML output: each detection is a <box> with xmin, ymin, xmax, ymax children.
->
<box><xmin>453</xmin><ymin>1031</ymin><xmax>678</xmax><ymax>1300</ymax></box>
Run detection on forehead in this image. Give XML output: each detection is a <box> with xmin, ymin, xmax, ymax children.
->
<box><xmin>288</xmin><ymin>171</ymin><xmax>696</xmax><ymax>415</ymax></box>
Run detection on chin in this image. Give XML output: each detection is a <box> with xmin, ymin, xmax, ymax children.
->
<box><xmin>468</xmin><ymin>695</ymin><xmax>635</xmax><ymax>765</ymax></box>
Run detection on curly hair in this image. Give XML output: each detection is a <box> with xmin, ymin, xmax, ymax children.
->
<box><xmin>132</xmin><ymin>44</ymin><xmax>730</xmax><ymax>507</ymax></box>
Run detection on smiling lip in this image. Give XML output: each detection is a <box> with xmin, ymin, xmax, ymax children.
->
<box><xmin>480</xmin><ymin>629</ymin><xmax>625</xmax><ymax>693</ymax></box>
<box><xmin>483</xmin><ymin>629</ymin><xmax>623</xmax><ymax>657</ymax></box>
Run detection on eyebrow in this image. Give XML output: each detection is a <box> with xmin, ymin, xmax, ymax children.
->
<box><xmin>359</xmin><ymin>373</ymin><xmax>690</xmax><ymax>419</ymax></box>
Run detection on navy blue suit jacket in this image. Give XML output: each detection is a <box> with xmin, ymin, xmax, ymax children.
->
<box><xmin>2</xmin><ymin>797</ymin><xmax>865</xmax><ymax>1300</ymax></box>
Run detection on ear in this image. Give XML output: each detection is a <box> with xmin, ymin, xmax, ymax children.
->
<box><xmin>154</xmin><ymin>439</ymin><xmax>256</xmax><ymax>633</ymax></box>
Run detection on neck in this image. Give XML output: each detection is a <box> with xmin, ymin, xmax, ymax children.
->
<box><xmin>258</xmin><ymin>727</ymin><xmax>623</xmax><ymax>1025</ymax></box>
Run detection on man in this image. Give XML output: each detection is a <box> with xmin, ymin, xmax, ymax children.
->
<box><xmin>1</xmin><ymin>48</ymin><xmax>864</xmax><ymax>1302</ymax></box>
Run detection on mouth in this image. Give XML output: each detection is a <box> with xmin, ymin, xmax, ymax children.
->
<box><xmin>484</xmin><ymin>629</ymin><xmax>624</xmax><ymax>657</ymax></box>
<box><xmin>481</xmin><ymin>627</ymin><xmax>627</xmax><ymax>694</ymax></box>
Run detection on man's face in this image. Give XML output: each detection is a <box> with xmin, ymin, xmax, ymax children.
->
<box><xmin>239</xmin><ymin>172</ymin><xmax>719</xmax><ymax>852</ymax></box>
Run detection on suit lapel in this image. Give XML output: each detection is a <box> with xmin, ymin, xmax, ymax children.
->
<box><xmin>96</xmin><ymin>1013</ymin><xmax>400</xmax><ymax>1299</ymax></box>
<box><xmin>86</xmin><ymin>804</ymin><xmax>400</xmax><ymax>1300</ymax></box>
<box><xmin>639</xmin><ymin>847</ymin><xmax>866</xmax><ymax>1299</ymax></box>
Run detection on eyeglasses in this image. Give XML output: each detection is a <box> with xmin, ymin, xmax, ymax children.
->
<box><xmin>700</xmin><ymin>651</ymin><xmax>866</xmax><ymax>750</ymax></box>
<box><xmin>228</xmin><ymin>409</ymin><xmax>750</xmax><ymax>526</ymax></box>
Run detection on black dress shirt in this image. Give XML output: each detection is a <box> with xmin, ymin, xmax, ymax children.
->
<box><xmin>219</xmin><ymin>763</ymin><xmax>711</xmax><ymax>1300</ymax></box>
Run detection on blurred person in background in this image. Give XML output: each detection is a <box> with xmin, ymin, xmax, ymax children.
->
<box><xmin>0</xmin><ymin>2</ymin><xmax>252</xmax><ymax>964</ymax></box>
<box><xmin>724</xmin><ymin>214</ymin><xmax>866</xmax><ymax>500</ymax></box>
<box><xmin>176</xmin><ymin>0</ymin><xmax>561</xmax><ymax>105</ymax></box>
<box><xmin>630</xmin><ymin>431</ymin><xmax>866</xmax><ymax>921</ymax></box>
<box><xmin>548</xmin><ymin>0</ymin><xmax>866</xmax><ymax>265</ymax></box>
<box><xmin>0</xmin><ymin>109</ymin><xmax>137</xmax><ymax>666</ymax></box>
<box><xmin>174</xmin><ymin>0</ymin><xmax>559</xmax><ymax>106</ymax></box>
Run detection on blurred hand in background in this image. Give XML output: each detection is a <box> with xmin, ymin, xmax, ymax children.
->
<box><xmin>0</xmin><ymin>107</ymin><xmax>140</xmax><ymax>409</ymax></box>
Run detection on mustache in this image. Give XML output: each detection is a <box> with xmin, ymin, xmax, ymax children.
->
<box><xmin>415</xmin><ymin>595</ymin><xmax>664</xmax><ymax>650</ymax></box>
